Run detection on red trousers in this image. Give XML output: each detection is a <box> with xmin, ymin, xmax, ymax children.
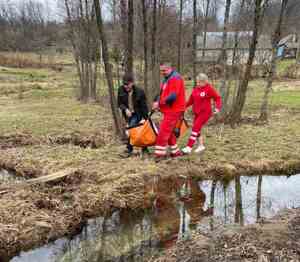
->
<box><xmin>187</xmin><ymin>113</ymin><xmax>211</xmax><ymax>148</ymax></box>
<box><xmin>155</xmin><ymin>112</ymin><xmax>183</xmax><ymax>157</ymax></box>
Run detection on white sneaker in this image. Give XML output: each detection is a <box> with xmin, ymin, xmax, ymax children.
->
<box><xmin>181</xmin><ymin>146</ymin><xmax>192</xmax><ymax>154</ymax></box>
<box><xmin>194</xmin><ymin>145</ymin><xmax>206</xmax><ymax>153</ymax></box>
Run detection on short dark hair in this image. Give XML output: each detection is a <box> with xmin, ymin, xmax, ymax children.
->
<box><xmin>160</xmin><ymin>62</ymin><xmax>173</xmax><ymax>68</ymax></box>
<box><xmin>123</xmin><ymin>74</ymin><xmax>134</xmax><ymax>84</ymax></box>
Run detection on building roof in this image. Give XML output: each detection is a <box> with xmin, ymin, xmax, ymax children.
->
<box><xmin>197</xmin><ymin>32</ymin><xmax>273</xmax><ymax>49</ymax></box>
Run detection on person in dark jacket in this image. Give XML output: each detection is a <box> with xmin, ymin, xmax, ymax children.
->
<box><xmin>118</xmin><ymin>74</ymin><xmax>149</xmax><ymax>157</ymax></box>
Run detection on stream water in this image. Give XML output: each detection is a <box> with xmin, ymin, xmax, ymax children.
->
<box><xmin>10</xmin><ymin>174</ymin><xmax>300</xmax><ymax>262</ymax></box>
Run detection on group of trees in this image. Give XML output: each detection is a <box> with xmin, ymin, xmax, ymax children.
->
<box><xmin>1</xmin><ymin>0</ymin><xmax>300</xmax><ymax>134</ymax></box>
<box><xmin>0</xmin><ymin>1</ymin><xmax>62</xmax><ymax>52</ymax></box>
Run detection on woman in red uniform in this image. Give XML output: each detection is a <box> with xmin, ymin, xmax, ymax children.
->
<box><xmin>182</xmin><ymin>73</ymin><xmax>221</xmax><ymax>154</ymax></box>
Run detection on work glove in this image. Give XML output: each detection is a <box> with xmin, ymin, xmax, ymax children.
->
<box><xmin>165</xmin><ymin>92</ymin><xmax>177</xmax><ymax>106</ymax></box>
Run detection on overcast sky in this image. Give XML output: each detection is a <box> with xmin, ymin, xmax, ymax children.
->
<box><xmin>3</xmin><ymin>0</ymin><xmax>111</xmax><ymax>21</ymax></box>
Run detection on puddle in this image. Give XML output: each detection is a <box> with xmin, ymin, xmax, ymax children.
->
<box><xmin>10</xmin><ymin>174</ymin><xmax>300</xmax><ymax>262</ymax></box>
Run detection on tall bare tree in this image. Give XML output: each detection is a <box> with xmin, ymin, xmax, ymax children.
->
<box><xmin>219</xmin><ymin>0</ymin><xmax>232</xmax><ymax>115</ymax></box>
<box><xmin>151</xmin><ymin>0</ymin><xmax>160</xmax><ymax>97</ymax></box>
<box><xmin>229</xmin><ymin>0</ymin><xmax>269</xmax><ymax>125</ymax></box>
<box><xmin>177</xmin><ymin>0</ymin><xmax>184</xmax><ymax>72</ymax></box>
<box><xmin>64</xmin><ymin>0</ymin><xmax>99</xmax><ymax>102</ymax></box>
<box><xmin>94</xmin><ymin>0</ymin><xmax>122</xmax><ymax>136</ymax></box>
<box><xmin>202</xmin><ymin>0</ymin><xmax>211</xmax><ymax>59</ymax></box>
<box><xmin>192</xmin><ymin>0</ymin><xmax>197</xmax><ymax>84</ymax></box>
<box><xmin>260</xmin><ymin>0</ymin><xmax>289</xmax><ymax>121</ymax></box>
<box><xmin>141</xmin><ymin>0</ymin><xmax>150</xmax><ymax>104</ymax></box>
<box><xmin>126</xmin><ymin>0</ymin><xmax>134</xmax><ymax>75</ymax></box>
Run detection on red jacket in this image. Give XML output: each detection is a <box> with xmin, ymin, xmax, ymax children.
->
<box><xmin>186</xmin><ymin>84</ymin><xmax>222</xmax><ymax>116</ymax></box>
<box><xmin>159</xmin><ymin>71</ymin><xmax>186</xmax><ymax>113</ymax></box>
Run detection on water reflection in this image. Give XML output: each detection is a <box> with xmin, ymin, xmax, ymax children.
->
<box><xmin>11</xmin><ymin>174</ymin><xmax>300</xmax><ymax>262</ymax></box>
<box><xmin>200</xmin><ymin>175</ymin><xmax>300</xmax><ymax>228</ymax></box>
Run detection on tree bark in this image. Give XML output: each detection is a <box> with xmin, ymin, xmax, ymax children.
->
<box><xmin>192</xmin><ymin>0</ymin><xmax>197</xmax><ymax>85</ymax></box>
<box><xmin>120</xmin><ymin>0</ymin><xmax>128</xmax><ymax>71</ymax></box>
<box><xmin>177</xmin><ymin>0</ymin><xmax>183</xmax><ymax>72</ymax></box>
<box><xmin>259</xmin><ymin>0</ymin><xmax>289</xmax><ymax>121</ymax></box>
<box><xmin>151</xmin><ymin>0</ymin><xmax>159</xmax><ymax>98</ymax></box>
<box><xmin>297</xmin><ymin>34</ymin><xmax>300</xmax><ymax>64</ymax></box>
<box><xmin>202</xmin><ymin>0</ymin><xmax>211</xmax><ymax>60</ymax></box>
<box><xmin>229</xmin><ymin>0</ymin><xmax>268</xmax><ymax>125</ymax></box>
<box><xmin>126</xmin><ymin>0</ymin><xmax>134</xmax><ymax>76</ymax></box>
<box><xmin>141</xmin><ymin>0</ymin><xmax>150</xmax><ymax>105</ymax></box>
<box><xmin>94</xmin><ymin>0</ymin><xmax>123</xmax><ymax>136</ymax></box>
<box><xmin>219</xmin><ymin>0</ymin><xmax>231</xmax><ymax>115</ymax></box>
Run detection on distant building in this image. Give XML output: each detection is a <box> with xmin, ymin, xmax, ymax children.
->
<box><xmin>196</xmin><ymin>32</ymin><xmax>298</xmax><ymax>65</ymax></box>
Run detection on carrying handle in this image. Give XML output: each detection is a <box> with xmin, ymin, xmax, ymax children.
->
<box><xmin>148</xmin><ymin>109</ymin><xmax>159</xmax><ymax>119</ymax></box>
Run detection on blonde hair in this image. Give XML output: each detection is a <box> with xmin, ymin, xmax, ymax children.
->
<box><xmin>196</xmin><ymin>73</ymin><xmax>208</xmax><ymax>81</ymax></box>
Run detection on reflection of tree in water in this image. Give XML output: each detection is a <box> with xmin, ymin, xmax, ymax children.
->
<box><xmin>235</xmin><ymin>176</ymin><xmax>244</xmax><ymax>226</ymax></box>
<box><xmin>256</xmin><ymin>175</ymin><xmax>263</xmax><ymax>222</ymax></box>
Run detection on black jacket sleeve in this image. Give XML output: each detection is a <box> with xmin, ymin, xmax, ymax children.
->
<box><xmin>117</xmin><ymin>86</ymin><xmax>128</xmax><ymax>111</ymax></box>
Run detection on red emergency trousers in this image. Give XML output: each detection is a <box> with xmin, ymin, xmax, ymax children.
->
<box><xmin>186</xmin><ymin>84</ymin><xmax>222</xmax><ymax>148</ymax></box>
<box><xmin>155</xmin><ymin>71</ymin><xmax>186</xmax><ymax>157</ymax></box>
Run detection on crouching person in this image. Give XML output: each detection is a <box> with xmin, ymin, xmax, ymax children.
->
<box><xmin>118</xmin><ymin>74</ymin><xmax>149</xmax><ymax>157</ymax></box>
<box><xmin>182</xmin><ymin>73</ymin><xmax>222</xmax><ymax>154</ymax></box>
<box><xmin>152</xmin><ymin>63</ymin><xmax>186</xmax><ymax>161</ymax></box>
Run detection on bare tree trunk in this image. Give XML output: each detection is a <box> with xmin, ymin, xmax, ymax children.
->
<box><xmin>141</xmin><ymin>0</ymin><xmax>150</xmax><ymax>105</ymax></box>
<box><xmin>202</xmin><ymin>0</ymin><xmax>211</xmax><ymax>60</ymax></box>
<box><xmin>177</xmin><ymin>0</ymin><xmax>183</xmax><ymax>72</ymax></box>
<box><xmin>126</xmin><ymin>0</ymin><xmax>134</xmax><ymax>76</ymax></box>
<box><xmin>94</xmin><ymin>0</ymin><xmax>123</xmax><ymax>137</ymax></box>
<box><xmin>151</xmin><ymin>0</ymin><xmax>159</xmax><ymax>97</ymax></box>
<box><xmin>219</xmin><ymin>0</ymin><xmax>231</xmax><ymax>115</ymax></box>
<box><xmin>192</xmin><ymin>0</ymin><xmax>197</xmax><ymax>85</ymax></box>
<box><xmin>120</xmin><ymin>0</ymin><xmax>128</xmax><ymax>71</ymax></box>
<box><xmin>259</xmin><ymin>0</ymin><xmax>289</xmax><ymax>121</ymax></box>
<box><xmin>65</xmin><ymin>0</ymin><xmax>99</xmax><ymax>103</ymax></box>
<box><xmin>297</xmin><ymin>34</ymin><xmax>300</xmax><ymax>64</ymax></box>
<box><xmin>229</xmin><ymin>0</ymin><xmax>268</xmax><ymax>125</ymax></box>
<box><xmin>230</xmin><ymin>0</ymin><xmax>245</xmax><ymax>109</ymax></box>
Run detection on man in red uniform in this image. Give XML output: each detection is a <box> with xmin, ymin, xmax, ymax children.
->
<box><xmin>152</xmin><ymin>63</ymin><xmax>186</xmax><ymax>160</ymax></box>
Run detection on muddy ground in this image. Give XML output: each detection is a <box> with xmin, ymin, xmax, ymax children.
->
<box><xmin>153</xmin><ymin>208</ymin><xmax>300</xmax><ymax>262</ymax></box>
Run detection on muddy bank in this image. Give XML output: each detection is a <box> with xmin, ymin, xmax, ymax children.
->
<box><xmin>5</xmin><ymin>174</ymin><xmax>300</xmax><ymax>262</ymax></box>
<box><xmin>0</xmin><ymin>158</ymin><xmax>300</xmax><ymax>261</ymax></box>
<box><xmin>153</xmin><ymin>208</ymin><xmax>300</xmax><ymax>262</ymax></box>
<box><xmin>0</xmin><ymin>132</ymin><xmax>107</xmax><ymax>150</ymax></box>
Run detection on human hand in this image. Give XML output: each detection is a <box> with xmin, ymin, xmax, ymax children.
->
<box><xmin>214</xmin><ymin>109</ymin><xmax>220</xmax><ymax>114</ymax></box>
<box><xmin>125</xmin><ymin>109</ymin><xmax>132</xmax><ymax>117</ymax></box>
<box><xmin>152</xmin><ymin>101</ymin><xmax>159</xmax><ymax>110</ymax></box>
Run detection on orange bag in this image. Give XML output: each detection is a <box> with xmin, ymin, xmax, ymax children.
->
<box><xmin>127</xmin><ymin>119</ymin><xmax>158</xmax><ymax>147</ymax></box>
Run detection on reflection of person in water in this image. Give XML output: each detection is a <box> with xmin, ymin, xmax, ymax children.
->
<box><xmin>145</xmin><ymin>177</ymin><xmax>213</xmax><ymax>248</ymax></box>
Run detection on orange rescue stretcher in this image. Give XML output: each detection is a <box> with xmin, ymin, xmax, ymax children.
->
<box><xmin>127</xmin><ymin>111</ymin><xmax>188</xmax><ymax>148</ymax></box>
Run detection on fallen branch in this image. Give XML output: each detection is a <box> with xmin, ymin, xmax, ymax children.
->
<box><xmin>0</xmin><ymin>168</ymin><xmax>77</xmax><ymax>195</ymax></box>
